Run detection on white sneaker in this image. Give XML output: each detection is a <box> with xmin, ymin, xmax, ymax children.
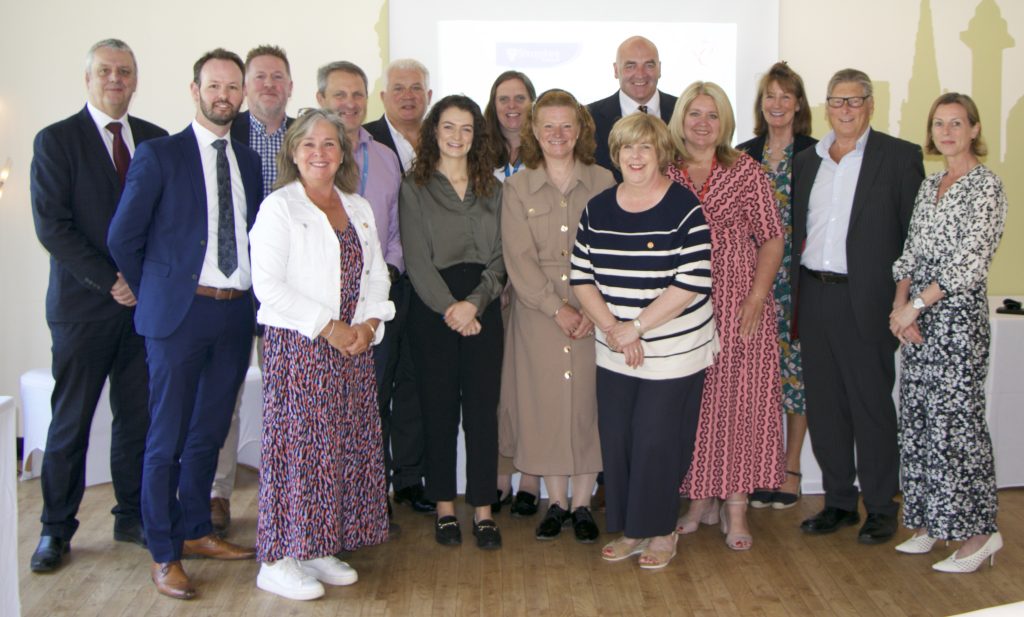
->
<box><xmin>300</xmin><ymin>556</ymin><xmax>359</xmax><ymax>586</ymax></box>
<box><xmin>257</xmin><ymin>558</ymin><xmax>325</xmax><ymax>600</ymax></box>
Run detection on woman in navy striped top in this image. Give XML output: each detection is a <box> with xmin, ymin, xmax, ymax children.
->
<box><xmin>571</xmin><ymin>113</ymin><xmax>717</xmax><ymax>569</ymax></box>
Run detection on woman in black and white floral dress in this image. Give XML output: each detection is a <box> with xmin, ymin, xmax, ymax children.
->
<box><xmin>889</xmin><ymin>93</ymin><xmax>1007</xmax><ymax>573</ymax></box>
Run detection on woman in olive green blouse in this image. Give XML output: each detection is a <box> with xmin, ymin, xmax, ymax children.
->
<box><xmin>399</xmin><ymin>94</ymin><xmax>506</xmax><ymax>550</ymax></box>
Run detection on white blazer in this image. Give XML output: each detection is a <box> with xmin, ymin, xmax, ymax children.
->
<box><xmin>250</xmin><ymin>181</ymin><xmax>395</xmax><ymax>343</ymax></box>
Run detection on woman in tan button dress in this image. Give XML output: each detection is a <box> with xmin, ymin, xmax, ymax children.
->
<box><xmin>499</xmin><ymin>89</ymin><xmax>615</xmax><ymax>542</ymax></box>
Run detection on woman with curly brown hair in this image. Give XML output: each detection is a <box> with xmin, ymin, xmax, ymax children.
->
<box><xmin>399</xmin><ymin>95</ymin><xmax>506</xmax><ymax>549</ymax></box>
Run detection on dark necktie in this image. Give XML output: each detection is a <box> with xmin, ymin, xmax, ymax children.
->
<box><xmin>212</xmin><ymin>140</ymin><xmax>238</xmax><ymax>277</ymax></box>
<box><xmin>106</xmin><ymin>122</ymin><xmax>131</xmax><ymax>187</ymax></box>
<box><xmin>638</xmin><ymin>105</ymin><xmax>649</xmax><ymax>114</ymax></box>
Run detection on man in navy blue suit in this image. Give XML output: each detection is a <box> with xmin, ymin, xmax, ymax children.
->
<box><xmin>108</xmin><ymin>48</ymin><xmax>262</xmax><ymax>600</ymax></box>
<box><xmin>29</xmin><ymin>38</ymin><xmax>167</xmax><ymax>573</ymax></box>
<box><xmin>588</xmin><ymin>36</ymin><xmax>677</xmax><ymax>181</ymax></box>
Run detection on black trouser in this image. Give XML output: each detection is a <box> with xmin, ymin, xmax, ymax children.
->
<box><xmin>596</xmin><ymin>367</ymin><xmax>704</xmax><ymax>538</ymax></box>
<box><xmin>41</xmin><ymin>312</ymin><xmax>150</xmax><ymax>539</ymax></box>
<box><xmin>374</xmin><ymin>274</ymin><xmax>426</xmax><ymax>491</ymax></box>
<box><xmin>407</xmin><ymin>264</ymin><xmax>501</xmax><ymax>507</ymax></box>
<box><xmin>798</xmin><ymin>271</ymin><xmax>899</xmax><ymax>517</ymax></box>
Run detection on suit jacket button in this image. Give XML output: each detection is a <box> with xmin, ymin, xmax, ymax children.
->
<box><xmin>200</xmin><ymin>239</ymin><xmax>206</xmax><ymax>246</ymax></box>
<box><xmin>192</xmin><ymin>274</ymin><xmax>198</xmax><ymax>280</ymax></box>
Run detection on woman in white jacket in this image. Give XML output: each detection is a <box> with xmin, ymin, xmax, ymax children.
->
<box><xmin>248</xmin><ymin>109</ymin><xmax>395</xmax><ymax>601</ymax></box>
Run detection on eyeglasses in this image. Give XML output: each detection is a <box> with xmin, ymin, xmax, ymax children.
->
<box><xmin>826</xmin><ymin>95</ymin><xmax>870</xmax><ymax>109</ymax></box>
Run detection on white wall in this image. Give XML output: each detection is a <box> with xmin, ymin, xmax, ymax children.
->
<box><xmin>1</xmin><ymin>0</ymin><xmax>1021</xmax><ymax>435</ymax></box>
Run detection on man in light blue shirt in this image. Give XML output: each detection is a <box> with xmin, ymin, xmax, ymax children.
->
<box><xmin>791</xmin><ymin>68</ymin><xmax>923</xmax><ymax>546</ymax></box>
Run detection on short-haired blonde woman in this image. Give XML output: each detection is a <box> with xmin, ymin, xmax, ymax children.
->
<box><xmin>667</xmin><ymin>82</ymin><xmax>785</xmax><ymax>551</ymax></box>
<box><xmin>572</xmin><ymin>113</ymin><xmax>716</xmax><ymax>569</ymax></box>
<box><xmin>889</xmin><ymin>93</ymin><xmax>1007</xmax><ymax>572</ymax></box>
<box><xmin>250</xmin><ymin>109</ymin><xmax>395</xmax><ymax>600</ymax></box>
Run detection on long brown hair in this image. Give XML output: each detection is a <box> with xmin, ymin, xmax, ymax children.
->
<box><xmin>483</xmin><ymin>71</ymin><xmax>536</xmax><ymax>168</ymax></box>
<box><xmin>410</xmin><ymin>95</ymin><xmax>499</xmax><ymax>198</ymax></box>
<box><xmin>753</xmin><ymin>61</ymin><xmax>812</xmax><ymax>137</ymax></box>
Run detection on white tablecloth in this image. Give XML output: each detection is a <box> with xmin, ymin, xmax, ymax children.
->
<box><xmin>20</xmin><ymin>368</ymin><xmax>264</xmax><ymax>485</ymax></box>
<box><xmin>1</xmin><ymin>396</ymin><xmax>21</xmax><ymax>617</ymax></box>
<box><xmin>798</xmin><ymin>295</ymin><xmax>1024</xmax><ymax>494</ymax></box>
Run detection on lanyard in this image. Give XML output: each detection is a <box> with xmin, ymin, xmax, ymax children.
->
<box><xmin>358</xmin><ymin>142</ymin><xmax>370</xmax><ymax>196</ymax></box>
<box><xmin>503</xmin><ymin>159</ymin><xmax>522</xmax><ymax>178</ymax></box>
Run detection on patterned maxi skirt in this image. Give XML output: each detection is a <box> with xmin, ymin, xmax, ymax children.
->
<box><xmin>256</xmin><ymin>225</ymin><xmax>388</xmax><ymax>561</ymax></box>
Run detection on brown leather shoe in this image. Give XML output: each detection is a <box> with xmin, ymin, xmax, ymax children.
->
<box><xmin>183</xmin><ymin>533</ymin><xmax>255</xmax><ymax>560</ymax></box>
<box><xmin>210</xmin><ymin>497</ymin><xmax>231</xmax><ymax>535</ymax></box>
<box><xmin>151</xmin><ymin>561</ymin><xmax>196</xmax><ymax>600</ymax></box>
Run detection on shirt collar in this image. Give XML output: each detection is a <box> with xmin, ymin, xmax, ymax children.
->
<box><xmin>816</xmin><ymin>126</ymin><xmax>872</xmax><ymax>159</ymax></box>
<box><xmin>191</xmin><ymin>119</ymin><xmax>229</xmax><ymax>148</ymax></box>
<box><xmin>618</xmin><ymin>90</ymin><xmax>660</xmax><ymax>118</ymax></box>
<box><xmin>250</xmin><ymin>112</ymin><xmax>287</xmax><ymax>137</ymax></box>
<box><xmin>86</xmin><ymin>102</ymin><xmax>126</xmax><ymax>127</ymax></box>
<box><xmin>525</xmin><ymin>161</ymin><xmax>593</xmax><ymax>195</ymax></box>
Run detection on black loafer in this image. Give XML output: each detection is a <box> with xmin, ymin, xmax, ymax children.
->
<box><xmin>749</xmin><ymin>490</ymin><xmax>774</xmax><ymax>509</ymax></box>
<box><xmin>472</xmin><ymin>519</ymin><xmax>502</xmax><ymax>550</ymax></box>
<box><xmin>510</xmin><ymin>491</ymin><xmax>539</xmax><ymax>517</ymax></box>
<box><xmin>857</xmin><ymin>513</ymin><xmax>897</xmax><ymax>545</ymax></box>
<box><xmin>800</xmin><ymin>507</ymin><xmax>860</xmax><ymax>535</ymax></box>
<box><xmin>113</xmin><ymin>519</ymin><xmax>147</xmax><ymax>547</ymax></box>
<box><xmin>535</xmin><ymin>504</ymin><xmax>570</xmax><ymax>540</ymax></box>
<box><xmin>30</xmin><ymin>536</ymin><xmax>70</xmax><ymax>572</ymax></box>
<box><xmin>395</xmin><ymin>484</ymin><xmax>436</xmax><ymax>513</ymax></box>
<box><xmin>491</xmin><ymin>490</ymin><xmax>513</xmax><ymax>513</ymax></box>
<box><xmin>571</xmin><ymin>507</ymin><xmax>599</xmax><ymax>543</ymax></box>
<box><xmin>434</xmin><ymin>515</ymin><xmax>462</xmax><ymax>546</ymax></box>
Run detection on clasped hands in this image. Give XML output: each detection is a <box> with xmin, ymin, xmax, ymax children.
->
<box><xmin>888</xmin><ymin>302</ymin><xmax>923</xmax><ymax>346</ymax></box>
<box><xmin>603</xmin><ymin>320</ymin><xmax>644</xmax><ymax>368</ymax></box>
<box><xmin>553</xmin><ymin>304</ymin><xmax>594</xmax><ymax>340</ymax></box>
<box><xmin>445</xmin><ymin>300</ymin><xmax>481</xmax><ymax>336</ymax></box>
<box><xmin>323</xmin><ymin>320</ymin><xmax>375</xmax><ymax>355</ymax></box>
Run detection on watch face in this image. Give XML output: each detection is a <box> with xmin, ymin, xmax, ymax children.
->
<box><xmin>912</xmin><ymin>297</ymin><xmax>926</xmax><ymax>310</ymax></box>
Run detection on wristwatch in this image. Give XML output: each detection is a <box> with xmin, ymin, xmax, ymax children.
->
<box><xmin>911</xmin><ymin>296</ymin><xmax>926</xmax><ymax>310</ymax></box>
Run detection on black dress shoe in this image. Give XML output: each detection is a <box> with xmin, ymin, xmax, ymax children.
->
<box><xmin>510</xmin><ymin>491</ymin><xmax>539</xmax><ymax>517</ymax></box>
<box><xmin>491</xmin><ymin>490</ymin><xmax>513</xmax><ymax>513</ymax></box>
<box><xmin>571</xmin><ymin>507</ymin><xmax>599</xmax><ymax>543</ymax></box>
<box><xmin>472</xmin><ymin>518</ymin><xmax>502</xmax><ymax>550</ymax></box>
<box><xmin>394</xmin><ymin>484</ymin><xmax>436</xmax><ymax>513</ymax></box>
<box><xmin>857</xmin><ymin>513</ymin><xmax>897</xmax><ymax>545</ymax></box>
<box><xmin>435</xmin><ymin>515</ymin><xmax>462</xmax><ymax>546</ymax></box>
<box><xmin>800</xmin><ymin>507</ymin><xmax>860</xmax><ymax>535</ymax></box>
<box><xmin>535</xmin><ymin>504</ymin><xmax>570</xmax><ymax>540</ymax></box>
<box><xmin>30</xmin><ymin>536</ymin><xmax>69</xmax><ymax>572</ymax></box>
<box><xmin>113</xmin><ymin>519</ymin><xmax>147</xmax><ymax>547</ymax></box>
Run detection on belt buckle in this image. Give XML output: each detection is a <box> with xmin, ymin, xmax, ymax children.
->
<box><xmin>215</xmin><ymin>287</ymin><xmax>230</xmax><ymax>300</ymax></box>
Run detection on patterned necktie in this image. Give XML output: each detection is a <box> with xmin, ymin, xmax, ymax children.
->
<box><xmin>106</xmin><ymin>122</ymin><xmax>131</xmax><ymax>187</ymax></box>
<box><xmin>638</xmin><ymin>105</ymin><xmax>649</xmax><ymax>114</ymax></box>
<box><xmin>212</xmin><ymin>140</ymin><xmax>238</xmax><ymax>277</ymax></box>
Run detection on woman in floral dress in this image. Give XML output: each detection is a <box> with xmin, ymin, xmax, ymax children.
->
<box><xmin>889</xmin><ymin>93</ymin><xmax>1007</xmax><ymax>573</ymax></box>
<box><xmin>250</xmin><ymin>110</ymin><xmax>394</xmax><ymax>600</ymax></box>
<box><xmin>736</xmin><ymin>62</ymin><xmax>817</xmax><ymax>510</ymax></box>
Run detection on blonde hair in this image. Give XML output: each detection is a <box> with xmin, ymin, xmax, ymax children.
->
<box><xmin>924</xmin><ymin>92</ymin><xmax>987</xmax><ymax>157</ymax></box>
<box><xmin>669</xmin><ymin>81</ymin><xmax>740</xmax><ymax>167</ymax></box>
<box><xmin>607</xmin><ymin>113</ymin><xmax>674</xmax><ymax>174</ymax></box>
<box><xmin>274</xmin><ymin>109</ymin><xmax>358</xmax><ymax>193</ymax></box>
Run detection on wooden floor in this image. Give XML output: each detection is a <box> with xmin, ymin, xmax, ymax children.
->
<box><xmin>15</xmin><ymin>467</ymin><xmax>1024</xmax><ymax>617</ymax></box>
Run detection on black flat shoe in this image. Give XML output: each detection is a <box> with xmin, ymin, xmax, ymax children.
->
<box><xmin>395</xmin><ymin>484</ymin><xmax>436</xmax><ymax>513</ymax></box>
<box><xmin>800</xmin><ymin>507</ymin><xmax>860</xmax><ymax>535</ymax></box>
<box><xmin>510</xmin><ymin>491</ymin><xmax>539</xmax><ymax>517</ymax></box>
<box><xmin>857</xmin><ymin>513</ymin><xmax>897</xmax><ymax>545</ymax></box>
<box><xmin>472</xmin><ymin>519</ymin><xmax>502</xmax><ymax>550</ymax></box>
<box><xmin>113</xmin><ymin>519</ymin><xmax>147</xmax><ymax>547</ymax></box>
<box><xmin>434</xmin><ymin>515</ymin><xmax>462</xmax><ymax>546</ymax></box>
<box><xmin>535</xmin><ymin>504</ymin><xmax>570</xmax><ymax>540</ymax></box>
<box><xmin>749</xmin><ymin>490</ymin><xmax>774</xmax><ymax>509</ymax></box>
<box><xmin>771</xmin><ymin>471</ymin><xmax>803</xmax><ymax>510</ymax></box>
<box><xmin>491</xmin><ymin>490</ymin><xmax>513</xmax><ymax>513</ymax></box>
<box><xmin>571</xmin><ymin>507</ymin><xmax>599</xmax><ymax>543</ymax></box>
<box><xmin>30</xmin><ymin>536</ymin><xmax>69</xmax><ymax>572</ymax></box>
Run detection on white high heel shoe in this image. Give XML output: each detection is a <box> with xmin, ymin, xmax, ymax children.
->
<box><xmin>932</xmin><ymin>532</ymin><xmax>1003</xmax><ymax>573</ymax></box>
<box><xmin>894</xmin><ymin>533</ymin><xmax>938</xmax><ymax>554</ymax></box>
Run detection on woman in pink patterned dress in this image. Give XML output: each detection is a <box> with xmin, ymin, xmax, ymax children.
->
<box><xmin>250</xmin><ymin>110</ymin><xmax>395</xmax><ymax>600</ymax></box>
<box><xmin>667</xmin><ymin>82</ymin><xmax>785</xmax><ymax>551</ymax></box>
